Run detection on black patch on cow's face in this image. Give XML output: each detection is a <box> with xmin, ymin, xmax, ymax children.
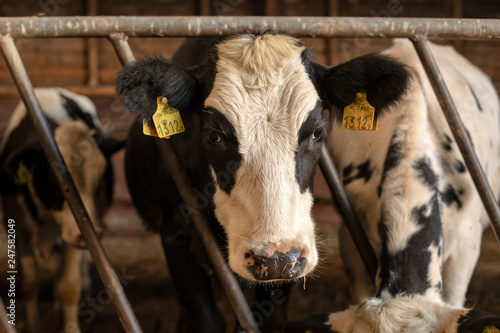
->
<box><xmin>378</xmin><ymin>195</ymin><xmax>442</xmax><ymax>297</ymax></box>
<box><xmin>442</xmin><ymin>134</ymin><xmax>453</xmax><ymax>151</ymax></box>
<box><xmin>468</xmin><ymin>84</ymin><xmax>483</xmax><ymax>112</ymax></box>
<box><xmin>60</xmin><ymin>94</ymin><xmax>97</xmax><ymax>130</ymax></box>
<box><xmin>457</xmin><ymin>309</ymin><xmax>500</xmax><ymax>333</ymax></box>
<box><xmin>378</xmin><ymin>133</ymin><xmax>403</xmax><ymax>196</ymax></box>
<box><xmin>413</xmin><ymin>157</ymin><xmax>438</xmax><ymax>190</ymax></box>
<box><xmin>440</xmin><ymin>184</ymin><xmax>462</xmax><ymax>209</ymax></box>
<box><xmin>295</xmin><ymin>104</ymin><xmax>326</xmax><ymax>193</ymax></box>
<box><xmin>342</xmin><ymin>163</ymin><xmax>354</xmax><ymax>178</ymax></box>
<box><xmin>201</xmin><ymin>107</ymin><xmax>241</xmax><ymax>194</ymax></box>
<box><xmin>343</xmin><ymin>160</ymin><xmax>373</xmax><ymax>186</ymax></box>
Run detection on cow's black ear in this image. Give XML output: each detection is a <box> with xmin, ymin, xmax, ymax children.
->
<box><xmin>313</xmin><ymin>53</ymin><xmax>411</xmax><ymax>122</ymax></box>
<box><xmin>115</xmin><ymin>56</ymin><xmax>199</xmax><ymax>125</ymax></box>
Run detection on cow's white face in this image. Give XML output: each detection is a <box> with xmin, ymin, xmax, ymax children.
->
<box><xmin>116</xmin><ymin>32</ymin><xmax>410</xmax><ymax>282</ymax></box>
<box><xmin>204</xmin><ymin>35</ymin><xmax>321</xmax><ymax>281</ymax></box>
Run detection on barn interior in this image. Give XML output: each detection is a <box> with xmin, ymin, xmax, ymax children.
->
<box><xmin>0</xmin><ymin>0</ymin><xmax>499</xmax><ymax>332</ymax></box>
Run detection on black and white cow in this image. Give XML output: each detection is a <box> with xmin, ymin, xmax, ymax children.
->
<box><xmin>0</xmin><ymin>88</ymin><xmax>123</xmax><ymax>333</ymax></box>
<box><xmin>313</xmin><ymin>39</ymin><xmax>500</xmax><ymax>332</ymax></box>
<box><xmin>115</xmin><ymin>33</ymin><xmax>410</xmax><ymax>332</ymax></box>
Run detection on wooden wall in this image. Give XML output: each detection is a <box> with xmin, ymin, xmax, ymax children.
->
<box><xmin>0</xmin><ymin>0</ymin><xmax>499</xmax><ymax>97</ymax></box>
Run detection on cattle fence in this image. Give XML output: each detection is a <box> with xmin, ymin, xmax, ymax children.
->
<box><xmin>0</xmin><ymin>16</ymin><xmax>499</xmax><ymax>333</ymax></box>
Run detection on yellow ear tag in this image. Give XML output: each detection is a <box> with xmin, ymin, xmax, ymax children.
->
<box><xmin>342</xmin><ymin>92</ymin><xmax>378</xmax><ymax>131</ymax></box>
<box><xmin>483</xmin><ymin>326</ymin><xmax>500</xmax><ymax>333</ymax></box>
<box><xmin>151</xmin><ymin>96</ymin><xmax>185</xmax><ymax>139</ymax></box>
<box><xmin>16</xmin><ymin>161</ymin><xmax>30</xmax><ymax>185</ymax></box>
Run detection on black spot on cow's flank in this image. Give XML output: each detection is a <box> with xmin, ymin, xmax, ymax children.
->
<box><xmin>343</xmin><ymin>163</ymin><xmax>354</xmax><ymax>178</ymax></box>
<box><xmin>442</xmin><ymin>134</ymin><xmax>453</xmax><ymax>151</ymax></box>
<box><xmin>378</xmin><ymin>196</ymin><xmax>442</xmax><ymax>297</ymax></box>
<box><xmin>379</xmin><ymin>133</ymin><xmax>403</xmax><ymax>195</ymax></box>
<box><xmin>468</xmin><ymin>84</ymin><xmax>483</xmax><ymax>112</ymax></box>
<box><xmin>343</xmin><ymin>160</ymin><xmax>373</xmax><ymax>186</ymax></box>
<box><xmin>441</xmin><ymin>184</ymin><xmax>462</xmax><ymax>209</ymax></box>
<box><xmin>413</xmin><ymin>157</ymin><xmax>438</xmax><ymax>189</ymax></box>
<box><xmin>454</xmin><ymin>159</ymin><xmax>466</xmax><ymax>173</ymax></box>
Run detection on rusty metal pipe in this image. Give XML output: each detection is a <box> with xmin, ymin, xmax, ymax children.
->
<box><xmin>108</xmin><ymin>35</ymin><xmax>261</xmax><ymax>333</ymax></box>
<box><xmin>0</xmin><ymin>34</ymin><xmax>143</xmax><ymax>333</ymax></box>
<box><xmin>411</xmin><ymin>34</ymin><xmax>500</xmax><ymax>243</ymax></box>
<box><xmin>0</xmin><ymin>16</ymin><xmax>499</xmax><ymax>39</ymax></box>
<box><xmin>319</xmin><ymin>146</ymin><xmax>378</xmax><ymax>282</ymax></box>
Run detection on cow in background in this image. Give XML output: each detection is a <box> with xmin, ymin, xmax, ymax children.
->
<box><xmin>115</xmin><ymin>32</ymin><xmax>410</xmax><ymax>332</ymax></box>
<box><xmin>289</xmin><ymin>39</ymin><xmax>500</xmax><ymax>332</ymax></box>
<box><xmin>0</xmin><ymin>88</ymin><xmax>124</xmax><ymax>333</ymax></box>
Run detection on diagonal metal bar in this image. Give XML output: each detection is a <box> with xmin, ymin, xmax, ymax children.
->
<box><xmin>411</xmin><ymin>34</ymin><xmax>500</xmax><ymax>243</ymax></box>
<box><xmin>107</xmin><ymin>33</ymin><xmax>261</xmax><ymax>333</ymax></box>
<box><xmin>0</xmin><ymin>297</ymin><xmax>17</xmax><ymax>333</ymax></box>
<box><xmin>0</xmin><ymin>34</ymin><xmax>143</xmax><ymax>333</ymax></box>
<box><xmin>319</xmin><ymin>146</ymin><xmax>378</xmax><ymax>282</ymax></box>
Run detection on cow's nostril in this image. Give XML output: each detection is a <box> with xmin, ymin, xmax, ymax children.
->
<box><xmin>245</xmin><ymin>247</ymin><xmax>307</xmax><ymax>281</ymax></box>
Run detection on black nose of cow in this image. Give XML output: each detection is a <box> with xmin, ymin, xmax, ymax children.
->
<box><xmin>245</xmin><ymin>248</ymin><xmax>306</xmax><ymax>280</ymax></box>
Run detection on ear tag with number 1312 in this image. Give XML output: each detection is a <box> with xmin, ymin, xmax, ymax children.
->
<box><xmin>342</xmin><ymin>92</ymin><xmax>378</xmax><ymax>131</ymax></box>
<box><xmin>143</xmin><ymin>96</ymin><xmax>185</xmax><ymax>139</ymax></box>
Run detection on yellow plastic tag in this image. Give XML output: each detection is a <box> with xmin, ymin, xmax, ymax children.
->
<box><xmin>483</xmin><ymin>326</ymin><xmax>500</xmax><ymax>333</ymax></box>
<box><xmin>342</xmin><ymin>92</ymin><xmax>378</xmax><ymax>131</ymax></box>
<box><xmin>16</xmin><ymin>161</ymin><xmax>30</xmax><ymax>185</ymax></box>
<box><xmin>151</xmin><ymin>96</ymin><xmax>185</xmax><ymax>139</ymax></box>
<box><xmin>143</xmin><ymin>119</ymin><xmax>159</xmax><ymax>137</ymax></box>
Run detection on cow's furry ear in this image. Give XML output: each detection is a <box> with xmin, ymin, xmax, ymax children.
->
<box><xmin>115</xmin><ymin>56</ymin><xmax>199</xmax><ymax>125</ymax></box>
<box><xmin>3</xmin><ymin>142</ymin><xmax>44</xmax><ymax>180</ymax></box>
<box><xmin>313</xmin><ymin>53</ymin><xmax>411</xmax><ymax>122</ymax></box>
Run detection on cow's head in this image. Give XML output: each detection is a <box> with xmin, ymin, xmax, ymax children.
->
<box><xmin>116</xmin><ymin>33</ymin><xmax>410</xmax><ymax>282</ymax></box>
<box><xmin>4</xmin><ymin>119</ymin><xmax>123</xmax><ymax>248</ymax></box>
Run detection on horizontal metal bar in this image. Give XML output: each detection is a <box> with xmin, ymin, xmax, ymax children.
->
<box><xmin>0</xmin><ymin>35</ymin><xmax>143</xmax><ymax>333</ymax></box>
<box><xmin>0</xmin><ymin>16</ymin><xmax>499</xmax><ymax>39</ymax></box>
<box><xmin>108</xmin><ymin>35</ymin><xmax>260</xmax><ymax>333</ymax></box>
<box><xmin>411</xmin><ymin>34</ymin><xmax>500</xmax><ymax>243</ymax></box>
<box><xmin>319</xmin><ymin>146</ymin><xmax>377</xmax><ymax>282</ymax></box>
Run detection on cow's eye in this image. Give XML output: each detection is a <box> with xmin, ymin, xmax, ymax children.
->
<box><xmin>208</xmin><ymin>131</ymin><xmax>222</xmax><ymax>144</ymax></box>
<box><xmin>312</xmin><ymin>127</ymin><xmax>324</xmax><ymax>142</ymax></box>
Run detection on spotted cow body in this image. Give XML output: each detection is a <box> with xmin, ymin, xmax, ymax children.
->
<box><xmin>0</xmin><ymin>88</ymin><xmax>123</xmax><ymax>333</ymax></box>
<box><xmin>324</xmin><ymin>39</ymin><xmax>500</xmax><ymax>332</ymax></box>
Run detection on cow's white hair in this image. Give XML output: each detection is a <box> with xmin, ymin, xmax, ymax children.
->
<box><xmin>205</xmin><ymin>34</ymin><xmax>319</xmax><ymax>281</ymax></box>
<box><xmin>327</xmin><ymin>294</ymin><xmax>468</xmax><ymax>333</ymax></box>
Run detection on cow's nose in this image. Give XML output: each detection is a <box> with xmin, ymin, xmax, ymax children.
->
<box><xmin>244</xmin><ymin>247</ymin><xmax>307</xmax><ymax>280</ymax></box>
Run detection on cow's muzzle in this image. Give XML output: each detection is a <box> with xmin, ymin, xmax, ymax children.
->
<box><xmin>244</xmin><ymin>247</ymin><xmax>307</xmax><ymax>280</ymax></box>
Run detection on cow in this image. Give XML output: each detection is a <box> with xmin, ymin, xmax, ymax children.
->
<box><xmin>0</xmin><ymin>88</ymin><xmax>124</xmax><ymax>333</ymax></box>
<box><xmin>288</xmin><ymin>39</ymin><xmax>500</xmax><ymax>332</ymax></box>
<box><xmin>115</xmin><ymin>32</ymin><xmax>411</xmax><ymax>332</ymax></box>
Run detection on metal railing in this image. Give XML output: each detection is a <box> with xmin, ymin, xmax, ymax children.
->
<box><xmin>1</xmin><ymin>16</ymin><xmax>499</xmax><ymax>333</ymax></box>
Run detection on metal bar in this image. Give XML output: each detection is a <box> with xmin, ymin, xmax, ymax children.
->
<box><xmin>0</xmin><ymin>297</ymin><xmax>17</xmax><ymax>333</ymax></box>
<box><xmin>319</xmin><ymin>146</ymin><xmax>378</xmax><ymax>282</ymax></box>
<box><xmin>0</xmin><ymin>35</ymin><xmax>143</xmax><ymax>333</ymax></box>
<box><xmin>411</xmin><ymin>34</ymin><xmax>500</xmax><ymax>243</ymax></box>
<box><xmin>0</xmin><ymin>16</ymin><xmax>499</xmax><ymax>39</ymax></box>
<box><xmin>107</xmin><ymin>34</ymin><xmax>261</xmax><ymax>333</ymax></box>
